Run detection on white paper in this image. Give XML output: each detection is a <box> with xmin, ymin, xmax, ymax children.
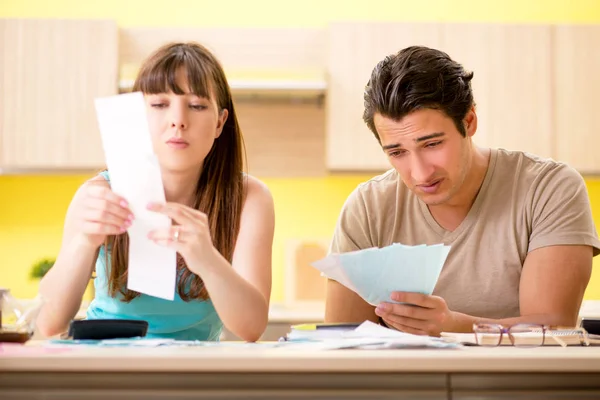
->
<box><xmin>94</xmin><ymin>92</ymin><xmax>176</xmax><ymax>300</ymax></box>
<box><xmin>343</xmin><ymin>321</ymin><xmax>446</xmax><ymax>346</ymax></box>
<box><xmin>282</xmin><ymin>321</ymin><xmax>458</xmax><ymax>350</ymax></box>
<box><xmin>311</xmin><ymin>243</ymin><xmax>451</xmax><ymax>306</ymax></box>
<box><xmin>346</xmin><ymin>320</ymin><xmax>421</xmax><ymax>339</ymax></box>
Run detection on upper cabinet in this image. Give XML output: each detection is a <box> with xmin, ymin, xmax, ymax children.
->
<box><xmin>326</xmin><ymin>22</ymin><xmax>443</xmax><ymax>171</ymax></box>
<box><xmin>118</xmin><ymin>27</ymin><xmax>326</xmax><ymax>96</ymax></box>
<box><xmin>325</xmin><ymin>22</ymin><xmax>600</xmax><ymax>174</ymax></box>
<box><xmin>1</xmin><ymin>20</ymin><xmax>598</xmax><ymax>175</ymax></box>
<box><xmin>117</xmin><ymin>27</ymin><xmax>328</xmax><ymax>178</ymax></box>
<box><xmin>441</xmin><ymin>24</ymin><xmax>554</xmax><ymax>159</ymax></box>
<box><xmin>0</xmin><ymin>19</ymin><xmax>118</xmax><ymax>170</ymax></box>
<box><xmin>553</xmin><ymin>25</ymin><xmax>600</xmax><ymax>174</ymax></box>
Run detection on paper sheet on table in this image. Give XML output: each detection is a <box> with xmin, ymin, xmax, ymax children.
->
<box><xmin>312</xmin><ymin>243</ymin><xmax>450</xmax><ymax>306</ymax></box>
<box><xmin>346</xmin><ymin>320</ymin><xmax>458</xmax><ymax>349</ymax></box>
<box><xmin>280</xmin><ymin>321</ymin><xmax>459</xmax><ymax>350</ymax></box>
<box><xmin>94</xmin><ymin>91</ymin><xmax>176</xmax><ymax>300</ymax></box>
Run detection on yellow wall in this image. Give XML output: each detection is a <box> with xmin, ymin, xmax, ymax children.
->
<box><xmin>0</xmin><ymin>175</ymin><xmax>374</xmax><ymax>301</ymax></box>
<box><xmin>3</xmin><ymin>175</ymin><xmax>600</xmax><ymax>301</ymax></box>
<box><xmin>2</xmin><ymin>0</ymin><xmax>600</xmax><ymax>302</ymax></box>
<box><xmin>2</xmin><ymin>0</ymin><xmax>600</xmax><ymax>26</ymax></box>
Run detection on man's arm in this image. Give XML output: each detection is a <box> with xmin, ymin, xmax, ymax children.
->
<box><xmin>519</xmin><ymin>245</ymin><xmax>592</xmax><ymax>325</ymax></box>
<box><xmin>447</xmin><ymin>244</ymin><xmax>592</xmax><ymax>331</ymax></box>
<box><xmin>324</xmin><ymin>187</ymin><xmax>377</xmax><ymax>324</ymax></box>
<box><xmin>325</xmin><ymin>279</ymin><xmax>379</xmax><ymax>324</ymax></box>
<box><xmin>377</xmin><ymin>244</ymin><xmax>592</xmax><ymax>335</ymax></box>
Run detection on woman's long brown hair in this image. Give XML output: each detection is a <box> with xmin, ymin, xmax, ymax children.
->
<box><xmin>105</xmin><ymin>42</ymin><xmax>246</xmax><ymax>302</ymax></box>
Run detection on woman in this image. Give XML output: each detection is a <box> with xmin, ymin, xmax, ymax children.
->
<box><xmin>37</xmin><ymin>42</ymin><xmax>275</xmax><ymax>342</ymax></box>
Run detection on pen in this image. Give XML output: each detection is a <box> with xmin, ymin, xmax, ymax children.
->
<box><xmin>291</xmin><ymin>323</ymin><xmax>361</xmax><ymax>331</ymax></box>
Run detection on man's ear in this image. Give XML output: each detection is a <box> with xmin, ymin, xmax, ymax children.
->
<box><xmin>464</xmin><ymin>106</ymin><xmax>477</xmax><ymax>138</ymax></box>
<box><xmin>215</xmin><ymin>109</ymin><xmax>229</xmax><ymax>139</ymax></box>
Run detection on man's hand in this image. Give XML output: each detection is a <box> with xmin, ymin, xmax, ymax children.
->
<box><xmin>374</xmin><ymin>292</ymin><xmax>456</xmax><ymax>337</ymax></box>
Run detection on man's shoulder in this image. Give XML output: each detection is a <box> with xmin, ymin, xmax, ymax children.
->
<box><xmin>355</xmin><ymin>168</ymin><xmax>403</xmax><ymax>196</ymax></box>
<box><xmin>340</xmin><ymin>169</ymin><xmax>405</xmax><ymax>215</ymax></box>
<box><xmin>333</xmin><ymin>169</ymin><xmax>408</xmax><ymax>252</ymax></box>
<box><xmin>495</xmin><ymin>148</ymin><xmax>583</xmax><ymax>186</ymax></box>
<box><xmin>345</xmin><ymin>169</ymin><xmax>406</xmax><ymax>206</ymax></box>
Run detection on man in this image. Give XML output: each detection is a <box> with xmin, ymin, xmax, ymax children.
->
<box><xmin>325</xmin><ymin>46</ymin><xmax>600</xmax><ymax>336</ymax></box>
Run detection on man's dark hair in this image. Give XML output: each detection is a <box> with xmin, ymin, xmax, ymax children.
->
<box><xmin>363</xmin><ymin>46</ymin><xmax>474</xmax><ymax>142</ymax></box>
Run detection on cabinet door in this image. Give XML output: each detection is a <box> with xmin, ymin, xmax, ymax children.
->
<box><xmin>440</xmin><ymin>23</ymin><xmax>553</xmax><ymax>158</ymax></box>
<box><xmin>553</xmin><ymin>25</ymin><xmax>600</xmax><ymax>174</ymax></box>
<box><xmin>0</xmin><ymin>19</ymin><xmax>118</xmax><ymax>170</ymax></box>
<box><xmin>235</xmin><ymin>101</ymin><xmax>326</xmax><ymax>177</ymax></box>
<box><xmin>326</xmin><ymin>22</ymin><xmax>442</xmax><ymax>171</ymax></box>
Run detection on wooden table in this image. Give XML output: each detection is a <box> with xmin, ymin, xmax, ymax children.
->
<box><xmin>1</xmin><ymin>343</ymin><xmax>600</xmax><ymax>399</ymax></box>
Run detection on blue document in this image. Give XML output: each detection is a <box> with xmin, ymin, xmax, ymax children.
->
<box><xmin>312</xmin><ymin>243</ymin><xmax>450</xmax><ymax>305</ymax></box>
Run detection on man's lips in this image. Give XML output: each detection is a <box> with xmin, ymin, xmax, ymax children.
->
<box><xmin>417</xmin><ymin>179</ymin><xmax>442</xmax><ymax>193</ymax></box>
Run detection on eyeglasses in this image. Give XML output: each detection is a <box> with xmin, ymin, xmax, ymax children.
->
<box><xmin>472</xmin><ymin>323</ymin><xmax>589</xmax><ymax>348</ymax></box>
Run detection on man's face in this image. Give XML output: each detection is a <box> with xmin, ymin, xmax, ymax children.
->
<box><xmin>374</xmin><ymin>108</ymin><xmax>477</xmax><ymax>206</ymax></box>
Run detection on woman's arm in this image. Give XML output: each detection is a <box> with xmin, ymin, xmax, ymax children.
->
<box><xmin>199</xmin><ymin>177</ymin><xmax>274</xmax><ymax>341</ymax></box>
<box><xmin>148</xmin><ymin>176</ymin><xmax>275</xmax><ymax>342</ymax></box>
<box><xmin>37</xmin><ymin>233</ymin><xmax>98</xmax><ymax>337</ymax></box>
<box><xmin>37</xmin><ymin>177</ymin><xmax>132</xmax><ymax>337</ymax></box>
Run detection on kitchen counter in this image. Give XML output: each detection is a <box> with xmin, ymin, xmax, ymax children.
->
<box><xmin>1</xmin><ymin>344</ymin><xmax>600</xmax><ymax>399</ymax></box>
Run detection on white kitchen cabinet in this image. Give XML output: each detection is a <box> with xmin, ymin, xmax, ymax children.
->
<box><xmin>325</xmin><ymin>22</ymin><xmax>560</xmax><ymax>172</ymax></box>
<box><xmin>0</xmin><ymin>19</ymin><xmax>118</xmax><ymax>170</ymax></box>
<box><xmin>440</xmin><ymin>23</ymin><xmax>554</xmax><ymax>159</ymax></box>
<box><xmin>553</xmin><ymin>25</ymin><xmax>600</xmax><ymax>174</ymax></box>
<box><xmin>326</xmin><ymin>22</ymin><xmax>443</xmax><ymax>171</ymax></box>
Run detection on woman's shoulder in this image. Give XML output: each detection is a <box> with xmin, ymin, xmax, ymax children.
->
<box><xmin>72</xmin><ymin>171</ymin><xmax>110</xmax><ymax>200</ymax></box>
<box><xmin>242</xmin><ymin>174</ymin><xmax>274</xmax><ymax>210</ymax></box>
<box><xmin>243</xmin><ymin>174</ymin><xmax>272</xmax><ymax>197</ymax></box>
<box><xmin>89</xmin><ymin>170</ymin><xmax>110</xmax><ymax>185</ymax></box>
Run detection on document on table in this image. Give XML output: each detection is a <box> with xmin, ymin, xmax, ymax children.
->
<box><xmin>312</xmin><ymin>243</ymin><xmax>451</xmax><ymax>305</ymax></box>
<box><xmin>280</xmin><ymin>321</ymin><xmax>460</xmax><ymax>350</ymax></box>
<box><xmin>94</xmin><ymin>91</ymin><xmax>176</xmax><ymax>300</ymax></box>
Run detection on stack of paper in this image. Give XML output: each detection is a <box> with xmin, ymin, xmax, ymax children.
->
<box><xmin>281</xmin><ymin>321</ymin><xmax>460</xmax><ymax>350</ymax></box>
<box><xmin>94</xmin><ymin>92</ymin><xmax>177</xmax><ymax>300</ymax></box>
<box><xmin>311</xmin><ymin>243</ymin><xmax>451</xmax><ymax>306</ymax></box>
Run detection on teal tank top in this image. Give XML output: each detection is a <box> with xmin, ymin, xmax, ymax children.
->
<box><xmin>85</xmin><ymin>171</ymin><xmax>223</xmax><ymax>341</ymax></box>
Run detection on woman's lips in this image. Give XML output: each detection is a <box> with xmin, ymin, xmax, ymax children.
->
<box><xmin>166</xmin><ymin>139</ymin><xmax>189</xmax><ymax>149</ymax></box>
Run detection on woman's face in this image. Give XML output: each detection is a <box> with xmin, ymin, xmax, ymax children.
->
<box><xmin>144</xmin><ymin>68</ymin><xmax>228</xmax><ymax>174</ymax></box>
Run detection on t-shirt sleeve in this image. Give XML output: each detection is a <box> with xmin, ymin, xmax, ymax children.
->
<box><xmin>329</xmin><ymin>186</ymin><xmax>375</xmax><ymax>254</ymax></box>
<box><xmin>528</xmin><ymin>164</ymin><xmax>600</xmax><ymax>256</ymax></box>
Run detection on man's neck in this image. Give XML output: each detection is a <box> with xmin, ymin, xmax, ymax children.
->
<box><xmin>428</xmin><ymin>147</ymin><xmax>491</xmax><ymax>231</ymax></box>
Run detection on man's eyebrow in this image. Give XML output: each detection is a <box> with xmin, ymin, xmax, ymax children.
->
<box><xmin>382</xmin><ymin>143</ymin><xmax>401</xmax><ymax>150</ymax></box>
<box><xmin>381</xmin><ymin>132</ymin><xmax>445</xmax><ymax>150</ymax></box>
<box><xmin>415</xmin><ymin>132</ymin><xmax>445</xmax><ymax>142</ymax></box>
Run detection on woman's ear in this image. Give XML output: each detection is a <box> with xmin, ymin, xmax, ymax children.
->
<box><xmin>215</xmin><ymin>109</ymin><xmax>229</xmax><ymax>139</ymax></box>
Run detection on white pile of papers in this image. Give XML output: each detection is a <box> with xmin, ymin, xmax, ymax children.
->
<box><xmin>311</xmin><ymin>243</ymin><xmax>451</xmax><ymax>305</ymax></box>
<box><xmin>281</xmin><ymin>321</ymin><xmax>460</xmax><ymax>350</ymax></box>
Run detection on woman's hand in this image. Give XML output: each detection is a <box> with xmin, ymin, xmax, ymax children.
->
<box><xmin>73</xmin><ymin>183</ymin><xmax>134</xmax><ymax>249</ymax></box>
<box><xmin>146</xmin><ymin>202</ymin><xmax>216</xmax><ymax>272</ymax></box>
